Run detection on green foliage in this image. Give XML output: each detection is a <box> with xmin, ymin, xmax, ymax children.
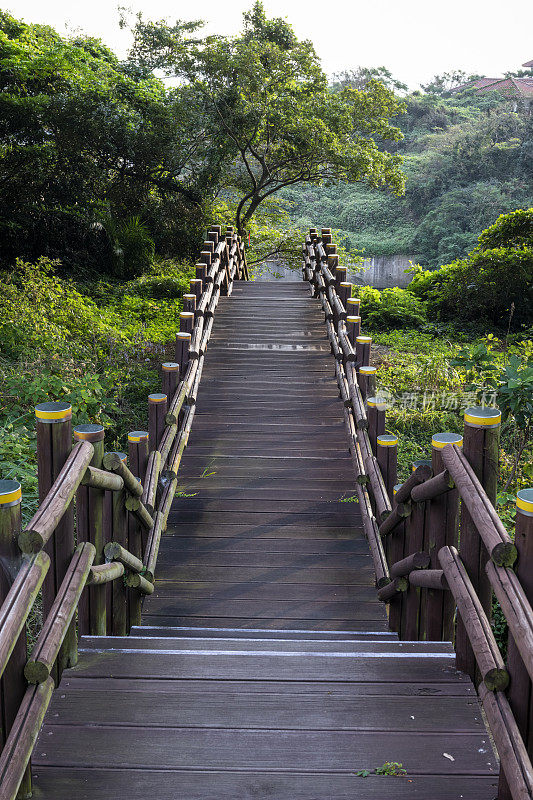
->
<box><xmin>409</xmin><ymin>209</ymin><xmax>533</xmax><ymax>326</ymax></box>
<box><xmin>375</xmin><ymin>762</ymin><xmax>407</xmax><ymax>776</ymax></box>
<box><xmin>282</xmin><ymin>80</ymin><xmax>533</xmax><ymax>266</ymax></box>
<box><xmin>128</xmin><ymin>2</ymin><xmax>405</xmax><ymax>234</ymax></box>
<box><xmin>103</xmin><ymin>216</ymin><xmax>156</xmax><ymax>278</ymax></box>
<box><xmin>358</xmin><ymin>286</ymin><xmax>428</xmax><ymax>329</ymax></box>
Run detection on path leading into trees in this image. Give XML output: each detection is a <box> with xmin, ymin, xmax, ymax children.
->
<box><xmin>32</xmin><ymin>281</ymin><xmax>496</xmax><ymax>798</ymax></box>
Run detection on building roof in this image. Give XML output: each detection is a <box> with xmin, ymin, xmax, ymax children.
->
<box><xmin>451</xmin><ymin>76</ymin><xmax>533</xmax><ymax>100</ymax></box>
<box><xmin>522</xmin><ymin>59</ymin><xmax>533</xmax><ymax>68</ymax></box>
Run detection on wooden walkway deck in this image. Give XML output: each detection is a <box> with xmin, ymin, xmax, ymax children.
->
<box><xmin>32</xmin><ymin>282</ymin><xmax>497</xmax><ymax>798</ymax></box>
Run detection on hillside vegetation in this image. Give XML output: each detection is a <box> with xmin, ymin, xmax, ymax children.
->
<box><xmin>282</xmin><ymin>82</ymin><xmax>533</xmax><ymax>267</ymax></box>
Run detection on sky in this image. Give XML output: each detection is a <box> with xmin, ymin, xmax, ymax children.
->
<box><xmin>6</xmin><ymin>0</ymin><xmax>533</xmax><ymax>89</ymax></box>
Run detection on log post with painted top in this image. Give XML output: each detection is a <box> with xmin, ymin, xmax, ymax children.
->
<box><xmin>422</xmin><ymin>432</ymin><xmax>461</xmax><ymax>641</ymax></box>
<box><xmin>456</xmin><ymin>407</ymin><xmax>501</xmax><ymax>681</ymax></box>
<box><xmin>0</xmin><ymin>481</ymin><xmax>33</xmax><ymax>798</ymax></box>
<box><xmin>74</xmin><ymin>424</ymin><xmax>105</xmax><ymax>636</ymax></box>
<box><xmin>34</xmin><ymin>401</ymin><xmax>76</xmax><ymax>679</ymax></box>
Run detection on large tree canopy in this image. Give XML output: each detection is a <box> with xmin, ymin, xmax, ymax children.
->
<box><xmin>0</xmin><ymin>12</ymin><xmax>224</xmax><ymax>268</ymax></box>
<box><xmin>128</xmin><ymin>2</ymin><xmax>405</xmax><ymax>233</ymax></box>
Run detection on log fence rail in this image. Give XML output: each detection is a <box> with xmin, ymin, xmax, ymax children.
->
<box><xmin>303</xmin><ymin>226</ymin><xmax>533</xmax><ymax>800</ymax></box>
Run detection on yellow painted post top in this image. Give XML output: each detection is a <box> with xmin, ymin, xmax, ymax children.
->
<box><xmin>162</xmin><ymin>362</ymin><xmax>179</xmax><ymax>372</ymax></box>
<box><xmin>517</xmin><ymin>489</ymin><xmax>533</xmax><ymax>516</ymax></box>
<box><xmin>356</xmin><ymin>336</ymin><xmax>372</xmax><ymax>344</ymax></box>
<box><xmin>180</xmin><ymin>312</ymin><xmax>194</xmax><ymax>319</ymax></box>
<box><xmin>464</xmin><ymin>406</ymin><xmax>502</xmax><ymax>428</ymax></box>
<box><xmin>183</xmin><ymin>294</ymin><xmax>196</xmax><ymax>301</ymax></box>
<box><xmin>148</xmin><ymin>393</ymin><xmax>167</xmax><ymax>404</ymax></box>
<box><xmin>347</xmin><ymin>298</ymin><xmax>360</xmax><ymax>307</ymax></box>
<box><xmin>176</xmin><ymin>332</ymin><xmax>192</xmax><ymax>340</ymax></box>
<box><xmin>35</xmin><ymin>401</ymin><xmax>72</xmax><ymax>423</ymax></box>
<box><xmin>432</xmin><ymin>432</ymin><xmax>463</xmax><ymax>449</ymax></box>
<box><xmin>346</xmin><ymin>315</ymin><xmax>361</xmax><ymax>323</ymax></box>
<box><xmin>73</xmin><ymin>423</ymin><xmax>104</xmax><ymax>442</ymax></box>
<box><xmin>367</xmin><ymin>395</ymin><xmax>387</xmax><ymax>409</ymax></box>
<box><xmin>377</xmin><ymin>434</ymin><xmax>398</xmax><ymax>447</ymax></box>
<box><xmin>0</xmin><ymin>479</ymin><xmax>22</xmax><ymax>506</ymax></box>
<box><xmin>360</xmin><ymin>366</ymin><xmax>377</xmax><ymax>375</ymax></box>
<box><xmin>340</xmin><ymin>281</ymin><xmax>352</xmax><ymax>289</ymax></box>
<box><xmin>128</xmin><ymin>431</ymin><xmax>149</xmax><ymax>443</ymax></box>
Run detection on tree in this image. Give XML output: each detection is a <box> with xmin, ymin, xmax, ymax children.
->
<box><xmin>421</xmin><ymin>70</ymin><xmax>480</xmax><ymax>95</ymax></box>
<box><xmin>0</xmin><ymin>12</ymin><xmax>223</xmax><ymax>270</ymax></box>
<box><xmin>331</xmin><ymin>66</ymin><xmax>408</xmax><ymax>95</ymax></box>
<box><xmin>127</xmin><ymin>2</ymin><xmax>406</xmax><ymax>233</ymax></box>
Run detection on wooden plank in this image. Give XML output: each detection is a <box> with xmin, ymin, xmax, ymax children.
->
<box><xmin>155</xmin><ymin>536</ymin><xmax>366</xmax><ymax>554</ymax></box>
<box><xmin>64</xmin><ymin>651</ymin><xmax>464</xmax><ymax>683</ymax></box>
<box><xmin>44</xmin><ymin>685</ymin><xmax>484</xmax><ymax>732</ymax></box>
<box><xmin>139</xmin><ymin>615</ymin><xmax>383</xmax><ymax>631</ymax></box>
<box><xmin>80</xmin><ymin>636</ymin><xmax>454</xmax><ymax>655</ymax></box>
<box><xmin>33</xmin><ymin>725</ymin><xmax>494</xmax><ymax>774</ymax></box>
<box><xmin>141</xmin><ymin>598</ymin><xmax>387</xmax><ymax>620</ymax></box>
<box><xmin>147</xmin><ymin>583</ymin><xmax>375</xmax><ymax>602</ymax></box>
<box><xmin>170</xmin><ymin>499</ymin><xmax>358</xmax><ymax>514</ymax></box>
<box><xmin>150</xmin><ymin>564</ymin><xmax>376</xmax><ymax>583</ymax></box>
<box><xmin>31</xmin><ymin>767</ymin><xmax>499</xmax><ymax>799</ymax></box>
<box><xmin>162</xmin><ymin>524</ymin><xmax>362</xmax><ymax>539</ymax></box>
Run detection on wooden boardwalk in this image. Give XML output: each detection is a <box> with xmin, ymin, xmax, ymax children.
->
<box><xmin>31</xmin><ymin>282</ymin><xmax>497</xmax><ymax>798</ymax></box>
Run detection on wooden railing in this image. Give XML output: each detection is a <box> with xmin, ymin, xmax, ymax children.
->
<box><xmin>0</xmin><ymin>225</ymin><xmax>248</xmax><ymax>800</ymax></box>
<box><xmin>303</xmin><ymin>226</ymin><xmax>533</xmax><ymax>800</ymax></box>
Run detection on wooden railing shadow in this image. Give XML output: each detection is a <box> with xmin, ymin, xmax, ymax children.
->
<box><xmin>0</xmin><ymin>225</ymin><xmax>248</xmax><ymax>800</ymax></box>
<box><xmin>303</xmin><ymin>226</ymin><xmax>533</xmax><ymax>800</ymax></box>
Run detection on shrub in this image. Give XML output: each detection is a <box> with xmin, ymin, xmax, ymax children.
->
<box><xmin>408</xmin><ymin>209</ymin><xmax>533</xmax><ymax>326</ymax></box>
<box><xmin>358</xmin><ymin>286</ymin><xmax>428</xmax><ymax>329</ymax></box>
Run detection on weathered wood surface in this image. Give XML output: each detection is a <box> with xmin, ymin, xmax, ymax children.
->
<box><xmin>31</xmin><ymin>282</ymin><xmax>494</xmax><ymax>799</ymax></box>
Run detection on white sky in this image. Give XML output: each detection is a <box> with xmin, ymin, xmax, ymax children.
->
<box><xmin>6</xmin><ymin>0</ymin><xmax>533</xmax><ymax>89</ymax></box>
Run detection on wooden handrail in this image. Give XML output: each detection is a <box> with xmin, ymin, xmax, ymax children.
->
<box><xmin>0</xmin><ymin>553</ymin><xmax>49</xmax><ymax>677</ymax></box>
<box><xmin>25</xmin><ymin>543</ymin><xmax>95</xmax><ymax>684</ymax></box>
<box><xmin>18</xmin><ymin>441</ymin><xmax>94</xmax><ymax>553</ymax></box>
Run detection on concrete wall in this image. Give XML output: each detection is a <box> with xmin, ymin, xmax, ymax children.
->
<box><xmin>349</xmin><ymin>254</ymin><xmax>416</xmax><ymax>289</ymax></box>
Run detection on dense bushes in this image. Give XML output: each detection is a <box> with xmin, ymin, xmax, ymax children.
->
<box><xmin>408</xmin><ymin>209</ymin><xmax>533</xmax><ymax>326</ymax></box>
<box><xmin>358</xmin><ymin>286</ymin><xmax>428</xmax><ymax>329</ymax></box>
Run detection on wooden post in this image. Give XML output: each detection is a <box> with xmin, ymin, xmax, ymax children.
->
<box><xmin>366</xmin><ymin>396</ymin><xmax>386</xmax><ymax>452</ymax></box>
<box><xmin>127</xmin><ymin>431</ymin><xmax>149</xmax><ymax>627</ymax></box>
<box><xmin>200</xmin><ymin>250</ymin><xmax>212</xmax><ymax>267</ymax></box>
<box><xmin>500</xmin><ymin>488</ymin><xmax>533</xmax><ymax>798</ymax></box>
<box><xmin>182</xmin><ymin>294</ymin><xmax>197</xmax><ymax>320</ymax></box>
<box><xmin>389</xmin><ymin>483</ymin><xmax>407</xmax><ymax>634</ymax></box>
<box><xmin>180</xmin><ymin>311</ymin><xmax>194</xmax><ymax>335</ymax></box>
<box><xmin>162</xmin><ymin>362</ymin><xmax>180</xmax><ymax>399</ymax></box>
<box><xmin>402</xmin><ymin>459</ymin><xmax>433</xmax><ymax>640</ymax></box>
<box><xmin>335</xmin><ymin>266</ymin><xmax>347</xmax><ymax>290</ymax></box>
<box><xmin>190</xmin><ymin>278</ymin><xmax>203</xmax><ymax>303</ymax></box>
<box><xmin>456</xmin><ymin>407</ymin><xmax>501</xmax><ymax>681</ymax></box>
<box><xmin>346</xmin><ymin>297</ymin><xmax>360</xmax><ymax>318</ymax></box>
<box><xmin>34</xmin><ymin>401</ymin><xmax>76</xmax><ymax>680</ymax></box>
<box><xmin>175</xmin><ymin>331</ymin><xmax>191</xmax><ymax>373</ymax></box>
<box><xmin>423</xmin><ymin>433</ymin><xmax>462</xmax><ymax>641</ymax></box>
<box><xmin>377</xmin><ymin>434</ymin><xmax>398</xmax><ymax>501</ymax></box>
<box><xmin>148</xmin><ymin>394</ymin><xmax>168</xmax><ymax>452</ymax></box>
<box><xmin>358</xmin><ymin>365</ymin><xmax>376</xmax><ymax>400</ymax></box>
<box><xmin>104</xmin><ymin>452</ymin><xmax>128</xmax><ymax>636</ymax></box>
<box><xmin>338</xmin><ymin>281</ymin><xmax>351</xmax><ymax>310</ymax></box>
<box><xmin>0</xmin><ymin>480</ymin><xmax>32</xmax><ymax>798</ymax></box>
<box><xmin>346</xmin><ymin>315</ymin><xmax>361</xmax><ymax>345</ymax></box>
<box><xmin>74</xmin><ymin>424</ymin><xmax>105</xmax><ymax>636</ymax></box>
<box><xmin>356</xmin><ymin>335</ymin><xmax>372</xmax><ymax>368</ymax></box>
<box><xmin>195</xmin><ymin>263</ymin><xmax>207</xmax><ymax>282</ymax></box>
